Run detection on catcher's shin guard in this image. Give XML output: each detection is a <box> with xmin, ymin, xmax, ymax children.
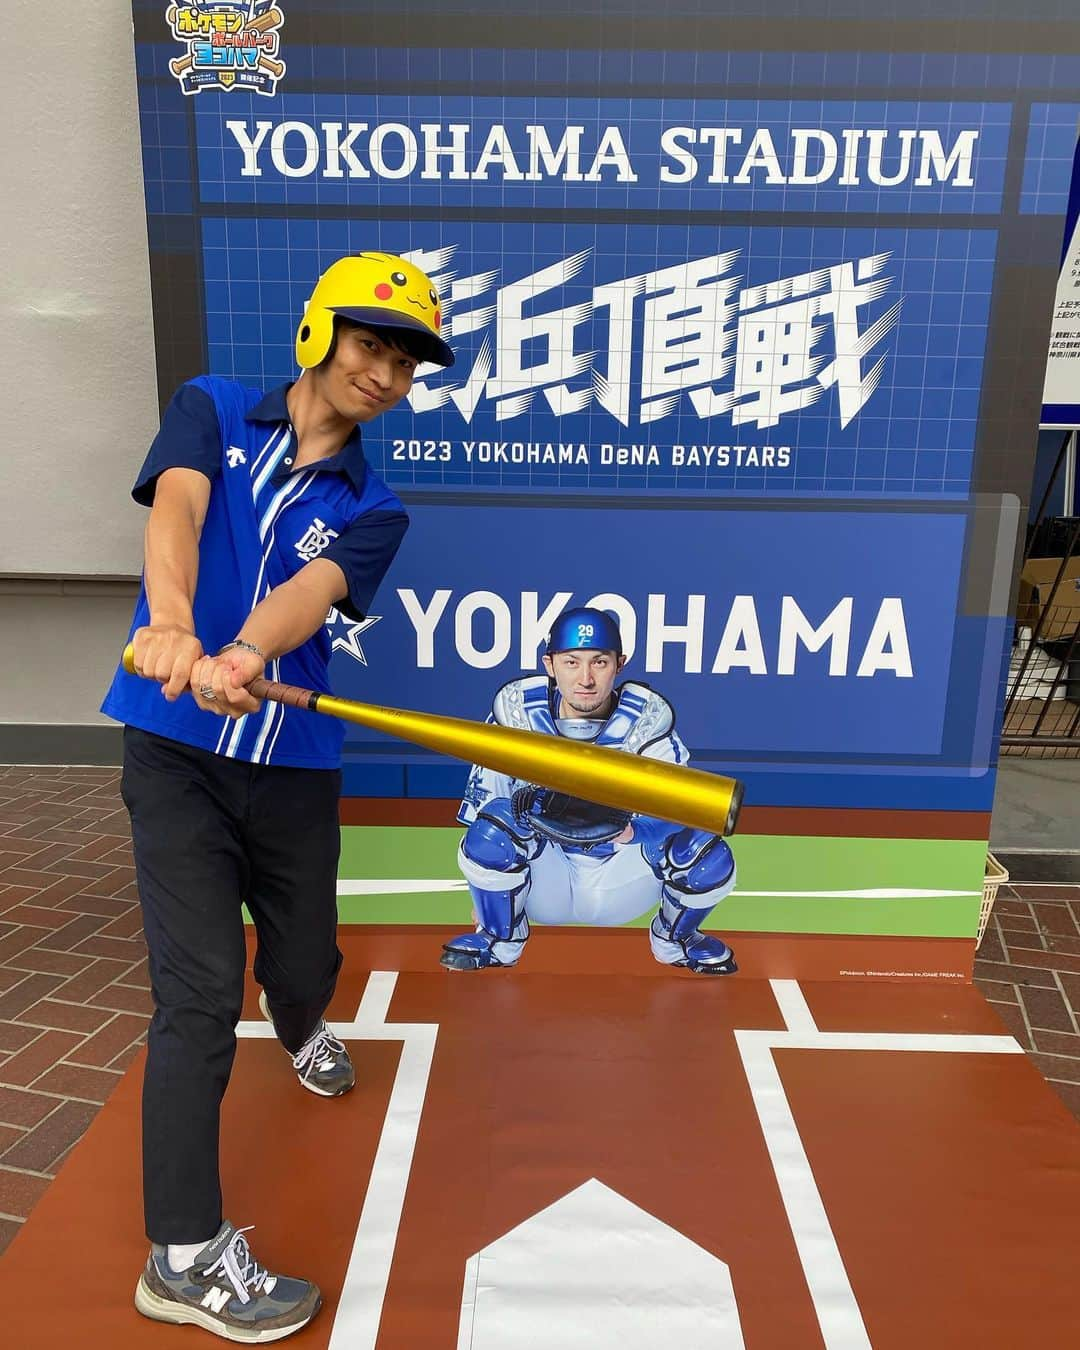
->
<box><xmin>441</xmin><ymin>800</ymin><xmax>538</xmax><ymax>971</ymax></box>
<box><xmin>643</xmin><ymin>827</ymin><xmax>737</xmax><ymax>975</ymax></box>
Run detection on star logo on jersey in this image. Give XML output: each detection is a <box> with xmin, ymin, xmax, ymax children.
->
<box><xmin>462</xmin><ymin>765</ymin><xmax>490</xmax><ymax>811</ymax></box>
<box><xmin>326</xmin><ymin>608</ymin><xmax>381</xmax><ymax>665</ymax></box>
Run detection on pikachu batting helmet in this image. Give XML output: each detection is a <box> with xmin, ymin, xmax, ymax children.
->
<box><xmin>294</xmin><ymin>252</ymin><xmax>455</xmax><ymax>369</ymax></box>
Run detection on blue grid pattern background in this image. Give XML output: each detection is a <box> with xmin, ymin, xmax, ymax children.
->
<box><xmin>137</xmin><ymin>72</ymin><xmax>192</xmax><ymax>216</ymax></box>
<box><xmin>1021</xmin><ymin>103</ymin><xmax>1080</xmax><ymax>216</ymax></box>
<box><xmin>202</xmin><ymin>217</ymin><xmax>994</xmax><ymax>498</ymax></box>
<box><xmin>135</xmin><ymin>42</ymin><xmax>1080</xmax><ymax>93</ymax></box>
<box><xmin>193</xmin><ymin>94</ymin><xmax>1010</xmax><ymax>216</ymax></box>
<box><xmin>131</xmin><ymin>39</ymin><xmax>1073</xmax><ymax>505</ymax></box>
<box><xmin>129</xmin><ymin>23</ymin><xmax>1072</xmax><ymax>808</ymax></box>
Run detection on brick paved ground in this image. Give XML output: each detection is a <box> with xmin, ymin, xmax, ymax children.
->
<box><xmin>0</xmin><ymin>765</ymin><xmax>1078</xmax><ymax>1260</ymax></box>
<box><xmin>0</xmin><ymin>767</ymin><xmax>149</xmax><ymax>1258</ymax></box>
<box><xmin>972</xmin><ymin>884</ymin><xmax>1080</xmax><ymax>1121</ymax></box>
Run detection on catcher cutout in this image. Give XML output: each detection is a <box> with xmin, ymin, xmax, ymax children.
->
<box><xmin>442</xmin><ymin>606</ymin><xmax>738</xmax><ymax>974</ymax></box>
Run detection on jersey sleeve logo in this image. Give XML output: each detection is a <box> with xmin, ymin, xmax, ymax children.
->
<box><xmin>295</xmin><ymin>517</ymin><xmax>340</xmax><ymax>562</ymax></box>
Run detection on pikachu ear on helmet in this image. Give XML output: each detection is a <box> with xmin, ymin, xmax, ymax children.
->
<box><xmin>294</xmin><ymin>306</ymin><xmax>336</xmax><ymax>369</ymax></box>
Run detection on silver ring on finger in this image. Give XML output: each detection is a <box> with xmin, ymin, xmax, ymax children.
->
<box><xmin>199</xmin><ymin>685</ymin><xmax>217</xmax><ymax>701</ymax></box>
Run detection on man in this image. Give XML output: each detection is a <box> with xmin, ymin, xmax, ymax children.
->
<box><xmin>441</xmin><ymin>606</ymin><xmax>738</xmax><ymax>975</ymax></box>
<box><xmin>102</xmin><ymin>253</ymin><xmax>454</xmax><ymax>1342</ymax></box>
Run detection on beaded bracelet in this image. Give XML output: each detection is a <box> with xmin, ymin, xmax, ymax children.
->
<box><xmin>218</xmin><ymin>639</ymin><xmax>266</xmax><ymax>661</ymax></box>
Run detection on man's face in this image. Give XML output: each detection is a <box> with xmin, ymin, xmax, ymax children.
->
<box><xmin>542</xmin><ymin>648</ymin><xmax>626</xmax><ymax>717</ymax></box>
<box><xmin>315</xmin><ymin>324</ymin><xmax>418</xmax><ymax>423</ymax></box>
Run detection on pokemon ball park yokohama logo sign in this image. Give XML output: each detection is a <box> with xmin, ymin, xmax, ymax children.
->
<box><xmin>166</xmin><ymin>2</ymin><xmax>285</xmax><ymax>96</ymax></box>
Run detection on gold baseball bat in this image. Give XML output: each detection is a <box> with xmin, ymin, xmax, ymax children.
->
<box><xmin>122</xmin><ymin>645</ymin><xmax>743</xmax><ymax>835</ymax></box>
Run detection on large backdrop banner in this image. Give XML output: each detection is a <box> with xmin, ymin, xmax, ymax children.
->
<box><xmin>130</xmin><ymin>0</ymin><xmax>1078</xmax><ymax>978</ymax></box>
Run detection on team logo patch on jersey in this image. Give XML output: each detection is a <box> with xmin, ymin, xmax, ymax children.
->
<box><xmin>226</xmin><ymin>445</ymin><xmax>247</xmax><ymax>468</ymax></box>
<box><xmin>295</xmin><ymin>517</ymin><xmax>340</xmax><ymax>563</ymax></box>
<box><xmin>166</xmin><ymin>1</ymin><xmax>286</xmax><ymax>98</ymax></box>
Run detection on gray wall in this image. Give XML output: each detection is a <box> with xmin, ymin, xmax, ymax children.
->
<box><xmin>1</xmin><ymin>0</ymin><xmax>157</xmax><ymax>578</ymax></box>
<box><xmin>0</xmin><ymin>582</ymin><xmax>138</xmax><ymax>758</ymax></box>
<box><xmin>2</xmin><ymin>1</ymin><xmax>157</xmax><ymax>750</ymax></box>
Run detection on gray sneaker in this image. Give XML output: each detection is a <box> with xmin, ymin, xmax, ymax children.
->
<box><xmin>134</xmin><ymin>1221</ymin><xmax>321</xmax><ymax>1343</ymax></box>
<box><xmin>258</xmin><ymin>989</ymin><xmax>355</xmax><ymax>1098</ymax></box>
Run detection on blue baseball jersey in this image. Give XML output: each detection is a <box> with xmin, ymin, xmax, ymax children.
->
<box><xmin>102</xmin><ymin>376</ymin><xmax>408</xmax><ymax>769</ymax></box>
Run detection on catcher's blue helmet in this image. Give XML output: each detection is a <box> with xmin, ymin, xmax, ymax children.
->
<box><xmin>545</xmin><ymin>607</ymin><xmax>623</xmax><ymax>656</ymax></box>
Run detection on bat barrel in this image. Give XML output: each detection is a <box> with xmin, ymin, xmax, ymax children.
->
<box><xmin>315</xmin><ymin>695</ymin><xmax>742</xmax><ymax>836</ymax></box>
<box><xmin>120</xmin><ymin>645</ymin><xmax>743</xmax><ymax>834</ymax></box>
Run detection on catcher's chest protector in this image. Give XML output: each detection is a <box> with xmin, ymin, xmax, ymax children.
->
<box><xmin>492</xmin><ymin>676</ymin><xmax>675</xmax><ymax>752</ymax></box>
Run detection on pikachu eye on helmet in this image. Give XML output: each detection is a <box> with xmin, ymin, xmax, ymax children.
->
<box><xmin>294</xmin><ymin>252</ymin><xmax>455</xmax><ymax>370</ymax></box>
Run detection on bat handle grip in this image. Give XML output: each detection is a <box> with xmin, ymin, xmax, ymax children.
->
<box><xmin>122</xmin><ymin>644</ymin><xmax>318</xmax><ymax>712</ymax></box>
<box><xmin>247</xmin><ymin>678</ymin><xmax>321</xmax><ymax>711</ymax></box>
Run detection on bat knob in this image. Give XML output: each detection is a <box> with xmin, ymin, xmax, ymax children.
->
<box><xmin>122</xmin><ymin>643</ymin><xmax>138</xmax><ymax>676</ymax></box>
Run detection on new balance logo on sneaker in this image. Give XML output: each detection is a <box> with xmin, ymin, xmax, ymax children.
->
<box><xmin>257</xmin><ymin>988</ymin><xmax>356</xmax><ymax>1097</ymax></box>
<box><xmin>135</xmin><ymin>1221</ymin><xmax>321</xmax><ymax>1343</ymax></box>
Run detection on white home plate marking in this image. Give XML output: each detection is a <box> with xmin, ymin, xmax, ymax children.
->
<box><xmin>456</xmin><ymin>1177</ymin><xmax>746</xmax><ymax>1348</ymax></box>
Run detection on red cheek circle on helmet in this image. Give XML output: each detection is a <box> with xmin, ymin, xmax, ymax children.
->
<box><xmin>374</xmin><ymin>282</ymin><xmax>393</xmax><ymax>300</ymax></box>
<box><xmin>433</xmin><ymin>309</ymin><xmax>441</xmax><ymax>329</ymax></box>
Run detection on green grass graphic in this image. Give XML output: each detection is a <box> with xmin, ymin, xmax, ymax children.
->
<box><xmin>336</xmin><ymin>827</ymin><xmax>988</xmax><ymax>938</ymax></box>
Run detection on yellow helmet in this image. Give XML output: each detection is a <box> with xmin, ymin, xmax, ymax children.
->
<box><xmin>295</xmin><ymin>252</ymin><xmax>455</xmax><ymax>369</ymax></box>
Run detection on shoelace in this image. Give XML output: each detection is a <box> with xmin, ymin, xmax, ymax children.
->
<box><xmin>202</xmin><ymin>1227</ymin><xmax>277</xmax><ymax>1305</ymax></box>
<box><xmin>292</xmin><ymin>1021</ymin><xmax>346</xmax><ymax>1077</ymax></box>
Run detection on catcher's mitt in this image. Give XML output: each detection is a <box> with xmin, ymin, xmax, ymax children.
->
<box><xmin>511</xmin><ymin>785</ymin><xmax>632</xmax><ymax>848</ymax></box>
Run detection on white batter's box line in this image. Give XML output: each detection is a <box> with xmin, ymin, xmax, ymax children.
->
<box><xmin>739</xmin><ymin>1027</ymin><xmax>1024</xmax><ymax>1054</ymax></box>
<box><xmin>761</xmin><ymin>976</ymin><xmax>1023</xmax><ymax>1053</ymax></box>
<box><xmin>239</xmin><ymin>971</ymin><xmax>439</xmax><ymax>1350</ymax></box>
<box><xmin>741</xmin><ymin>978</ymin><xmax>1022</xmax><ymax>1350</ymax></box>
<box><xmin>232</xmin><ymin>973</ymin><xmax>1026</xmax><ymax>1350</ymax></box>
<box><xmin>235</xmin><ymin>971</ymin><xmax>431</xmax><ymax>1041</ymax></box>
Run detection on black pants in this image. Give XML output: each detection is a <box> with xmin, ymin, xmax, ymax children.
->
<box><xmin>121</xmin><ymin>727</ymin><xmax>343</xmax><ymax>1243</ymax></box>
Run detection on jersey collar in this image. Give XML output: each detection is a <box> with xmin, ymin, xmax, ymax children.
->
<box><xmin>246</xmin><ymin>381</ymin><xmax>368</xmax><ymax>492</ymax></box>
